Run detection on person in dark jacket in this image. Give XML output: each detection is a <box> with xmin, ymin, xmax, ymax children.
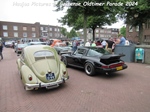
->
<box><xmin>0</xmin><ymin>42</ymin><xmax>3</xmax><ymax>60</ymax></box>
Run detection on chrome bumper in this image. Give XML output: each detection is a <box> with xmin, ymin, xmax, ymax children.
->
<box><xmin>25</xmin><ymin>76</ymin><xmax>69</xmax><ymax>90</ymax></box>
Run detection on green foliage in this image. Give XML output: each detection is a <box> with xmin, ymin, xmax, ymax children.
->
<box><xmin>122</xmin><ymin>0</ymin><xmax>150</xmax><ymax>44</ymax></box>
<box><xmin>55</xmin><ymin>0</ymin><xmax>123</xmax><ymax>42</ymax></box>
<box><xmin>60</xmin><ymin>27</ymin><xmax>68</xmax><ymax>37</ymax></box>
<box><xmin>67</xmin><ymin>28</ymin><xmax>78</xmax><ymax>38</ymax></box>
<box><xmin>120</xmin><ymin>26</ymin><xmax>126</xmax><ymax>37</ymax></box>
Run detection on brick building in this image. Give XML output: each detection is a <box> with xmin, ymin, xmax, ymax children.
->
<box><xmin>79</xmin><ymin>28</ymin><xmax>119</xmax><ymax>41</ymax></box>
<box><xmin>126</xmin><ymin>21</ymin><xmax>150</xmax><ymax>44</ymax></box>
<box><xmin>0</xmin><ymin>21</ymin><xmax>64</xmax><ymax>40</ymax></box>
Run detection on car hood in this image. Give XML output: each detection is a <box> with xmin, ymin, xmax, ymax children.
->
<box><xmin>31</xmin><ymin>57</ymin><xmax>60</xmax><ymax>83</ymax></box>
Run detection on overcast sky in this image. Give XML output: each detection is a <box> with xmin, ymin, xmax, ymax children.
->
<box><xmin>0</xmin><ymin>0</ymin><xmax>125</xmax><ymax>30</ymax></box>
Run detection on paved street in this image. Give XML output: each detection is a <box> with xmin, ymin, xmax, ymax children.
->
<box><xmin>0</xmin><ymin>47</ymin><xmax>150</xmax><ymax>112</ymax></box>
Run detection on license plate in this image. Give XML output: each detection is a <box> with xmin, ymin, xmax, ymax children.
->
<box><xmin>46</xmin><ymin>73</ymin><xmax>55</xmax><ymax>80</ymax></box>
<box><xmin>116</xmin><ymin>66</ymin><xmax>123</xmax><ymax>71</ymax></box>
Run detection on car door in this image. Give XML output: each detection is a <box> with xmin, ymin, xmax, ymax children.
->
<box><xmin>67</xmin><ymin>48</ymin><xmax>86</xmax><ymax>68</ymax></box>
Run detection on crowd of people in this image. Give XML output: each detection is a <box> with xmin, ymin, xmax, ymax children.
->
<box><xmin>0</xmin><ymin>34</ymin><xmax>130</xmax><ymax>60</ymax></box>
<box><xmin>83</xmin><ymin>34</ymin><xmax>130</xmax><ymax>54</ymax></box>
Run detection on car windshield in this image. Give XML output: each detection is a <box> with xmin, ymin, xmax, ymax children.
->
<box><xmin>87</xmin><ymin>48</ymin><xmax>110</xmax><ymax>57</ymax></box>
<box><xmin>29</xmin><ymin>42</ymin><xmax>47</xmax><ymax>45</ymax></box>
<box><xmin>34</xmin><ymin>51</ymin><xmax>54</xmax><ymax>58</ymax></box>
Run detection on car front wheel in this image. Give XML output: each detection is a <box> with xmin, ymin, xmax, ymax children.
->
<box><xmin>84</xmin><ymin>63</ymin><xmax>95</xmax><ymax>76</ymax></box>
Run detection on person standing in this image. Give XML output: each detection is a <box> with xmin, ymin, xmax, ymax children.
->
<box><xmin>0</xmin><ymin>42</ymin><xmax>3</xmax><ymax>60</ymax></box>
<box><xmin>101</xmin><ymin>40</ymin><xmax>107</xmax><ymax>48</ymax></box>
<box><xmin>72</xmin><ymin>40</ymin><xmax>77</xmax><ymax>52</ymax></box>
<box><xmin>105</xmin><ymin>38</ymin><xmax>115</xmax><ymax>54</ymax></box>
<box><xmin>118</xmin><ymin>34</ymin><xmax>126</xmax><ymax>45</ymax></box>
<box><xmin>85</xmin><ymin>40</ymin><xmax>91</xmax><ymax>46</ymax></box>
<box><xmin>91</xmin><ymin>41</ymin><xmax>96</xmax><ymax>47</ymax></box>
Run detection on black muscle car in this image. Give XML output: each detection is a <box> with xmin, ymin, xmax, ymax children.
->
<box><xmin>61</xmin><ymin>46</ymin><xmax>127</xmax><ymax>76</ymax></box>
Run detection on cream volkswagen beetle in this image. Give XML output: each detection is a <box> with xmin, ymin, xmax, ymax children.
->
<box><xmin>17</xmin><ymin>45</ymin><xmax>69</xmax><ymax>90</ymax></box>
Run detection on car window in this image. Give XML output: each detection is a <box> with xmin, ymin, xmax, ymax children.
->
<box><xmin>34</xmin><ymin>51</ymin><xmax>54</xmax><ymax>58</ymax></box>
<box><xmin>87</xmin><ymin>48</ymin><xmax>110</xmax><ymax>57</ymax></box>
<box><xmin>74</xmin><ymin>48</ymin><xmax>85</xmax><ymax>56</ymax></box>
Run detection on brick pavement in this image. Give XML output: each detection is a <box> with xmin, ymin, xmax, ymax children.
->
<box><xmin>0</xmin><ymin>47</ymin><xmax>150</xmax><ymax>112</ymax></box>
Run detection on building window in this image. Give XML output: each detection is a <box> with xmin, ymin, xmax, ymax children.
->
<box><xmin>55</xmin><ymin>28</ymin><xmax>57</xmax><ymax>31</ymax></box>
<box><xmin>129</xmin><ymin>26</ymin><xmax>133</xmax><ymax>32</ymax></box>
<box><xmin>136</xmin><ymin>26</ymin><xmax>139</xmax><ymax>32</ymax></box>
<box><xmin>13</xmin><ymin>26</ymin><xmax>18</xmax><ymax>30</ymax></box>
<box><xmin>49</xmin><ymin>27</ymin><xmax>52</xmax><ymax>31</ymax></box>
<box><xmin>42</xmin><ymin>32</ymin><xmax>48</xmax><ymax>37</ymax></box>
<box><xmin>40</xmin><ymin>27</ymin><xmax>43</xmax><ymax>30</ymax></box>
<box><xmin>96</xmin><ymin>29</ymin><xmax>99</xmax><ymax>33</ymax></box>
<box><xmin>23</xmin><ymin>27</ymin><xmax>27</xmax><ymax>31</ymax></box>
<box><xmin>3</xmin><ymin>32</ymin><xmax>8</xmax><ymax>37</ymax></box>
<box><xmin>43</xmin><ymin>27</ymin><xmax>48</xmax><ymax>31</ymax></box>
<box><xmin>23</xmin><ymin>32</ymin><xmax>27</xmax><ymax>37</ymax></box>
<box><xmin>32</xmin><ymin>27</ymin><xmax>35</xmax><ymax>31</ymax></box>
<box><xmin>32</xmin><ymin>33</ymin><xmax>36</xmax><ymax>37</ymax></box>
<box><xmin>3</xmin><ymin>25</ymin><xmax>8</xmax><ymax>30</ymax></box>
<box><xmin>14</xmin><ymin>32</ymin><xmax>18</xmax><ymax>37</ymax></box>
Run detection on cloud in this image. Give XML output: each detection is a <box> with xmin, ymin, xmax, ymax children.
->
<box><xmin>0</xmin><ymin>0</ymin><xmax>65</xmax><ymax>26</ymax></box>
<box><xmin>0</xmin><ymin>0</ymin><xmax>125</xmax><ymax>29</ymax></box>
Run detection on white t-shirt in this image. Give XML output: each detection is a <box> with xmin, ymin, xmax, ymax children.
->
<box><xmin>85</xmin><ymin>42</ymin><xmax>90</xmax><ymax>46</ymax></box>
<box><xmin>125</xmin><ymin>40</ymin><xmax>130</xmax><ymax>45</ymax></box>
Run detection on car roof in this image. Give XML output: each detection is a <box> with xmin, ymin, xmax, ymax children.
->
<box><xmin>23</xmin><ymin>45</ymin><xmax>57</xmax><ymax>63</ymax></box>
<box><xmin>77</xmin><ymin>46</ymin><xmax>103</xmax><ymax>50</ymax></box>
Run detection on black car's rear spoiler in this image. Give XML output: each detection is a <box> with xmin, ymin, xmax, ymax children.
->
<box><xmin>100</xmin><ymin>54</ymin><xmax>125</xmax><ymax>60</ymax></box>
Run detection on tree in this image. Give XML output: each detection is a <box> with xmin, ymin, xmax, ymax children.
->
<box><xmin>120</xmin><ymin>0</ymin><xmax>150</xmax><ymax>44</ymax></box>
<box><xmin>54</xmin><ymin>0</ymin><xmax>123</xmax><ymax>43</ymax></box>
<box><xmin>60</xmin><ymin>27</ymin><xmax>68</xmax><ymax>38</ymax></box>
<box><xmin>120</xmin><ymin>26</ymin><xmax>126</xmax><ymax>37</ymax></box>
<box><xmin>68</xmin><ymin>28</ymin><xmax>78</xmax><ymax>38</ymax></box>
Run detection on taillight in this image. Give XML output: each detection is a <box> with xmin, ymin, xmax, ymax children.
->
<box><xmin>101</xmin><ymin>65</ymin><xmax>109</xmax><ymax>69</ymax></box>
<box><xmin>18</xmin><ymin>48</ymin><xmax>22</xmax><ymax>50</ymax></box>
<box><xmin>109</xmin><ymin>62</ymin><xmax>124</xmax><ymax>68</ymax></box>
<box><xmin>63</xmin><ymin>71</ymin><xmax>66</xmax><ymax>75</ymax></box>
<box><xmin>28</xmin><ymin>75</ymin><xmax>32</xmax><ymax>81</ymax></box>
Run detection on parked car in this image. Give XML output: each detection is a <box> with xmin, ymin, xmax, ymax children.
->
<box><xmin>15</xmin><ymin>43</ymin><xmax>28</xmax><ymax>55</ymax></box>
<box><xmin>28</xmin><ymin>42</ymin><xmax>47</xmax><ymax>45</ymax></box>
<box><xmin>16</xmin><ymin>45</ymin><xmax>69</xmax><ymax>90</ymax></box>
<box><xmin>53</xmin><ymin>42</ymin><xmax>72</xmax><ymax>55</ymax></box>
<box><xmin>48</xmin><ymin>39</ymin><xmax>62</xmax><ymax>47</ymax></box>
<box><xmin>61</xmin><ymin>46</ymin><xmax>127</xmax><ymax>76</ymax></box>
<box><xmin>5</xmin><ymin>41</ymin><xmax>14</xmax><ymax>48</ymax></box>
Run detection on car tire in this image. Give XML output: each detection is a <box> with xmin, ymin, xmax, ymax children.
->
<box><xmin>62</xmin><ymin>57</ymin><xmax>68</xmax><ymax>67</ymax></box>
<box><xmin>84</xmin><ymin>63</ymin><xmax>95</xmax><ymax>76</ymax></box>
